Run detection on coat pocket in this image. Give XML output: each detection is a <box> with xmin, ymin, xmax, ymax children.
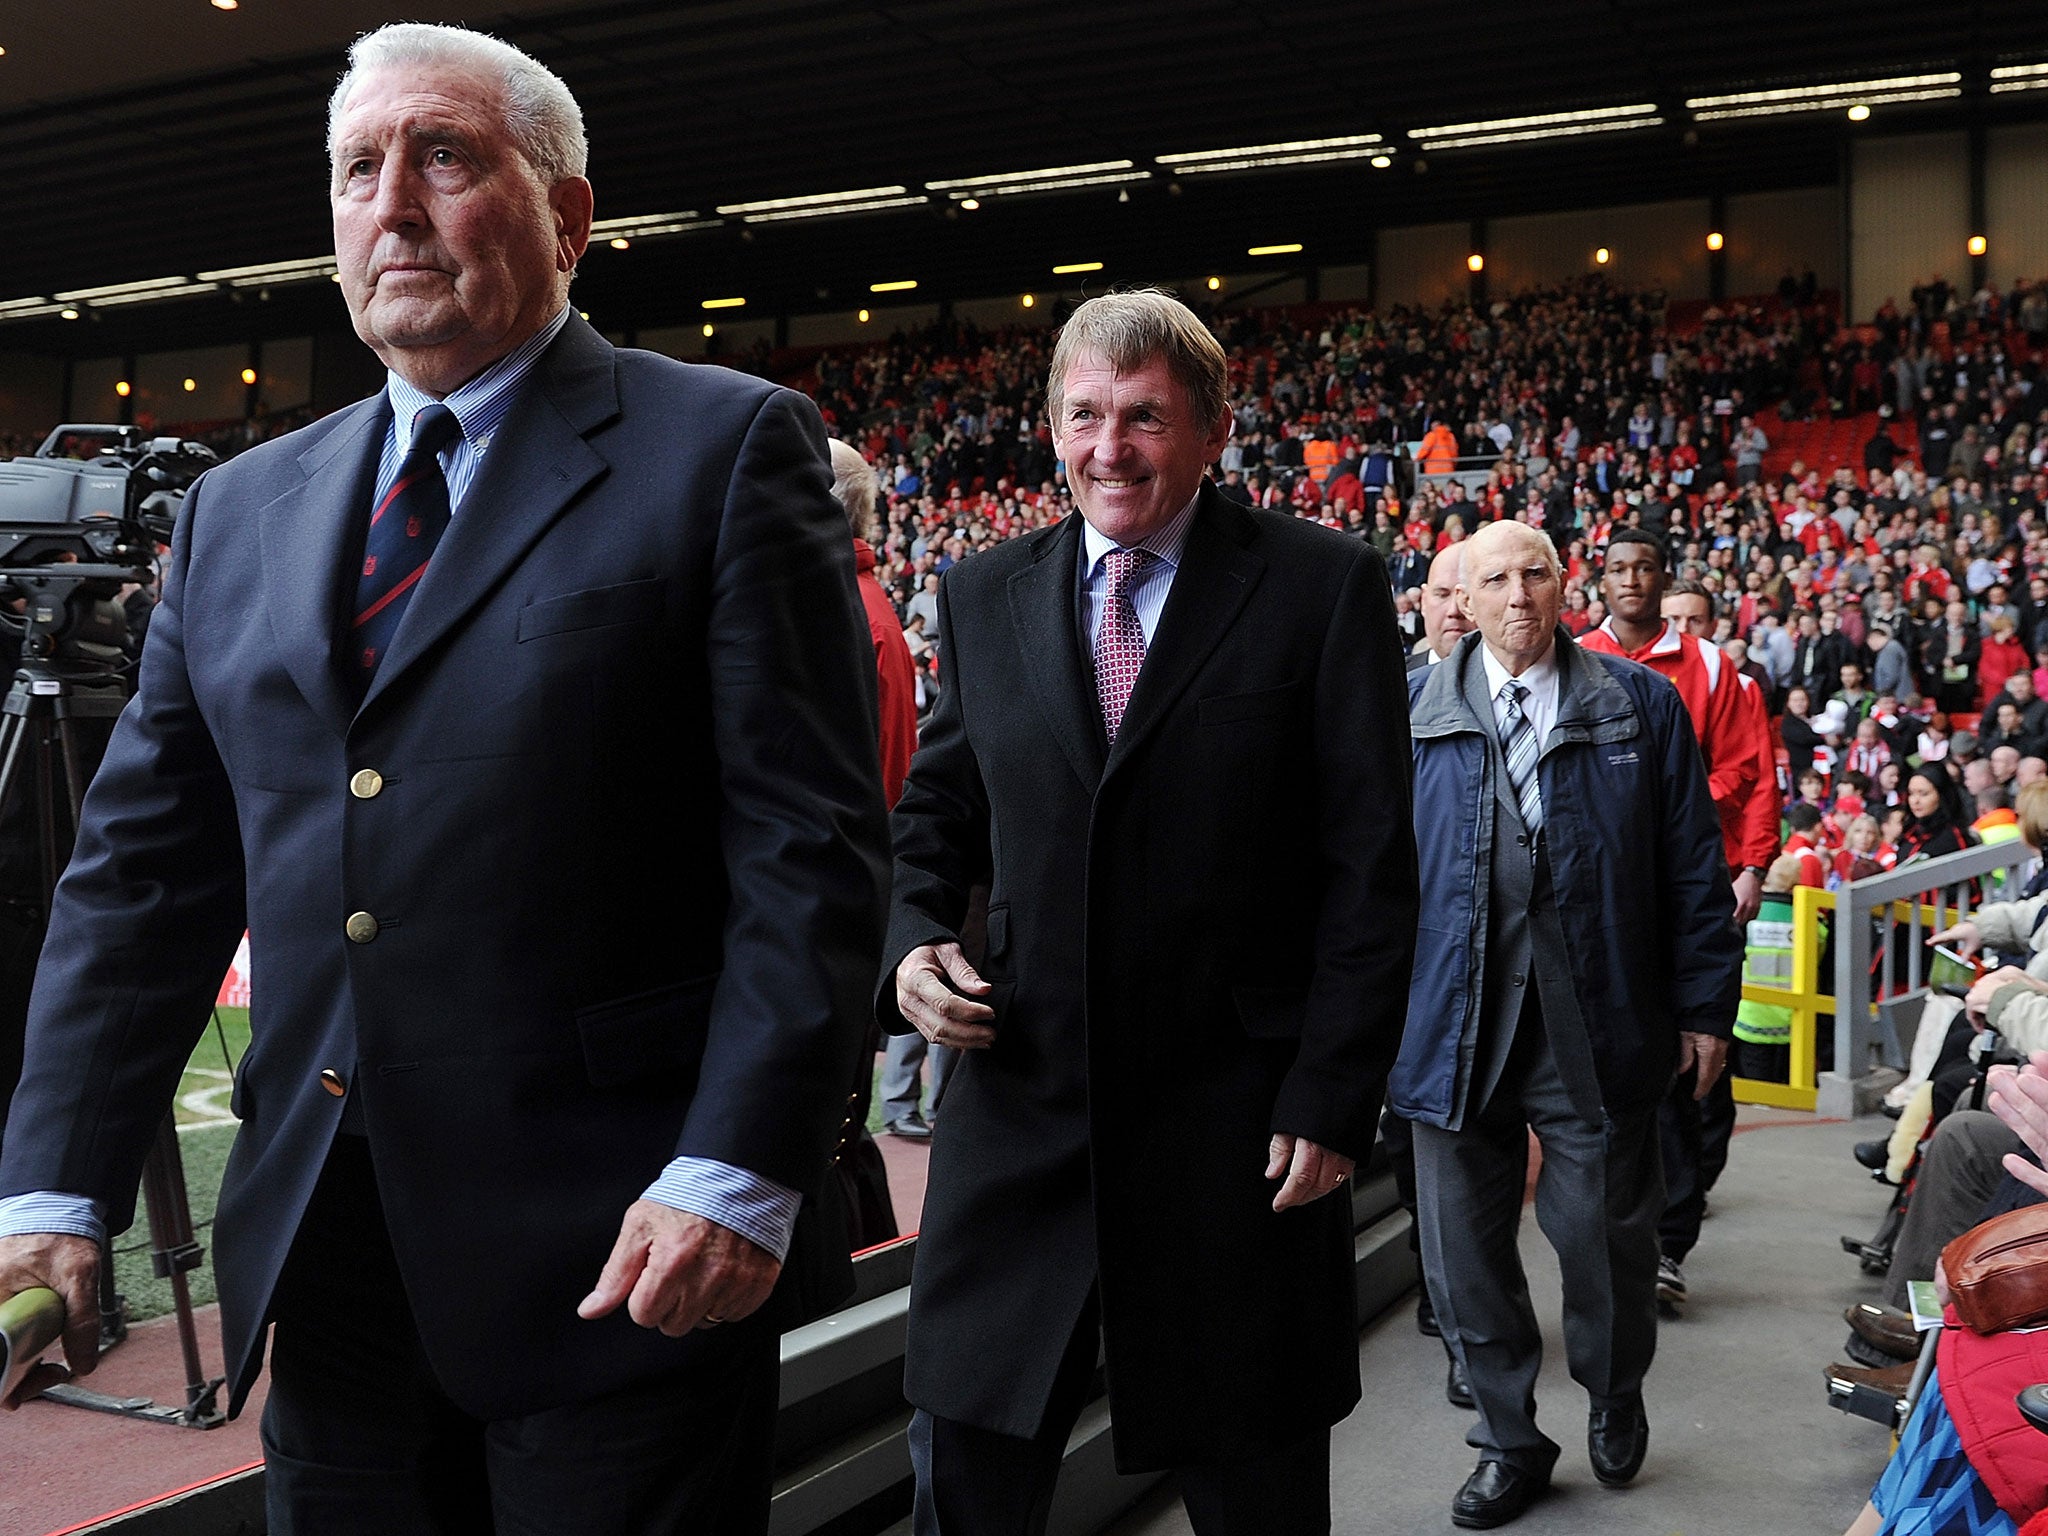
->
<box><xmin>1232</xmin><ymin>985</ymin><xmax>1307</xmax><ymax>1039</ymax></box>
<box><xmin>575</xmin><ymin>973</ymin><xmax>718</xmax><ymax>1088</ymax></box>
<box><xmin>1197</xmin><ymin>681</ymin><xmax>1298</xmax><ymax>725</ymax></box>
<box><xmin>517</xmin><ymin>577</ymin><xmax>665</xmax><ymax>642</ymax></box>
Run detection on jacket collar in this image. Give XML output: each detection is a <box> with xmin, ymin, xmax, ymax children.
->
<box><xmin>258</xmin><ymin>314</ymin><xmax>618</xmax><ymax>736</ymax></box>
<box><xmin>1006</xmin><ymin>482</ymin><xmax>1264</xmax><ymax>790</ymax></box>
<box><xmin>1412</xmin><ymin>627</ymin><xmax>1638</xmax><ymax>747</ymax></box>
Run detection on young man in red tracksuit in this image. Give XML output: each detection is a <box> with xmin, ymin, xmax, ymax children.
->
<box><xmin>1582</xmin><ymin>536</ymin><xmax>1759</xmax><ymax>1313</ymax></box>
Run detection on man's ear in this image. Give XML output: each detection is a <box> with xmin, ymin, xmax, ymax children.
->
<box><xmin>551</xmin><ymin>176</ymin><xmax>594</xmax><ymax>273</ymax></box>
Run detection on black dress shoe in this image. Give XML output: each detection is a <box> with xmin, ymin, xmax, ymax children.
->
<box><xmin>1853</xmin><ymin>1138</ymin><xmax>1890</xmax><ymax>1171</ymax></box>
<box><xmin>1417</xmin><ymin>1287</ymin><xmax>1442</xmax><ymax>1337</ymax></box>
<box><xmin>1452</xmin><ymin>1459</ymin><xmax>1549</xmax><ymax>1529</ymax></box>
<box><xmin>1447</xmin><ymin>1352</ymin><xmax>1475</xmax><ymax>1409</ymax></box>
<box><xmin>883</xmin><ymin>1116</ymin><xmax>932</xmax><ymax>1140</ymax></box>
<box><xmin>1588</xmin><ymin>1398</ymin><xmax>1649</xmax><ymax>1487</ymax></box>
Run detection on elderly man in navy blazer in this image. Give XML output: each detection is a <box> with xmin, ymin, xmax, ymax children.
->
<box><xmin>0</xmin><ymin>23</ymin><xmax>888</xmax><ymax>1533</ymax></box>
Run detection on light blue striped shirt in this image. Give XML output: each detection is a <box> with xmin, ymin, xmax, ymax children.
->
<box><xmin>0</xmin><ymin>306</ymin><xmax>803</xmax><ymax>1265</ymax></box>
<box><xmin>1079</xmin><ymin>492</ymin><xmax>1199</xmax><ymax>650</ymax></box>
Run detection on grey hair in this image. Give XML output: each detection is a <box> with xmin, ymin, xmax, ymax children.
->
<box><xmin>826</xmin><ymin>439</ymin><xmax>879</xmax><ymax>535</ymax></box>
<box><xmin>329</xmin><ymin>23</ymin><xmax>587</xmax><ymax>181</ymax></box>
<box><xmin>1046</xmin><ymin>288</ymin><xmax>1229</xmax><ymax>428</ymax></box>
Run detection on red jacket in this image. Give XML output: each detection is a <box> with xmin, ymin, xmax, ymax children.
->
<box><xmin>1941</xmin><ymin>1306</ymin><xmax>2048</xmax><ymax>1523</ymax></box>
<box><xmin>855</xmin><ymin>539</ymin><xmax>918</xmax><ymax>808</ymax></box>
<box><xmin>1583</xmin><ymin>620</ymin><xmax>1759</xmax><ymax>867</ymax></box>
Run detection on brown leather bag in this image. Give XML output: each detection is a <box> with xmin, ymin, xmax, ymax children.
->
<box><xmin>1942</xmin><ymin>1204</ymin><xmax>2048</xmax><ymax>1334</ymax></box>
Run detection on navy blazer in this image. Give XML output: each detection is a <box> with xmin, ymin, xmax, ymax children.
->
<box><xmin>0</xmin><ymin>317</ymin><xmax>891</xmax><ymax>1419</ymax></box>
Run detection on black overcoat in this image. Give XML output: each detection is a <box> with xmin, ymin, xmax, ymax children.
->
<box><xmin>880</xmin><ymin>486</ymin><xmax>1418</xmax><ymax>1470</ymax></box>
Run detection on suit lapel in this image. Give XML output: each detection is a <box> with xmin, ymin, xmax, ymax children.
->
<box><xmin>1104</xmin><ymin>487</ymin><xmax>1264</xmax><ymax>776</ymax></box>
<box><xmin>1007</xmin><ymin>515</ymin><xmax>1105</xmax><ymax>789</ymax></box>
<box><xmin>258</xmin><ymin>395</ymin><xmax>389</xmax><ymax>739</ymax></box>
<box><xmin>360</xmin><ymin>316</ymin><xmax>617</xmax><ymax>716</ymax></box>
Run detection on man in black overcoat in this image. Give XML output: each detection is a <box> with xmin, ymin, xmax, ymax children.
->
<box><xmin>881</xmin><ymin>289</ymin><xmax>1419</xmax><ymax>1535</ymax></box>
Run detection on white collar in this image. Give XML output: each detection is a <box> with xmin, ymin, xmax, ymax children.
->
<box><xmin>1479</xmin><ymin>638</ymin><xmax>1559</xmax><ymax>702</ymax></box>
<box><xmin>1081</xmin><ymin>491</ymin><xmax>1200</xmax><ymax>577</ymax></box>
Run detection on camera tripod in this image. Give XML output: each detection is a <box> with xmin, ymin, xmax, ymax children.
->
<box><xmin>0</xmin><ymin>658</ymin><xmax>225</xmax><ymax>1429</ymax></box>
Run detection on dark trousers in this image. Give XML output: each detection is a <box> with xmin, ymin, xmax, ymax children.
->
<box><xmin>262</xmin><ymin>1136</ymin><xmax>779</xmax><ymax>1536</ymax></box>
<box><xmin>908</xmin><ymin>1292</ymin><xmax>1331</xmax><ymax>1536</ymax></box>
<box><xmin>1657</xmin><ymin>1063</ymin><xmax>1735</xmax><ymax>1263</ymax></box>
<box><xmin>1413</xmin><ymin>1031</ymin><xmax>1664</xmax><ymax>1473</ymax></box>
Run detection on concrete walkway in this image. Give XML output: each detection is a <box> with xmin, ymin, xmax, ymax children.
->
<box><xmin>1112</xmin><ymin>1108</ymin><xmax>1905</xmax><ymax>1536</ymax></box>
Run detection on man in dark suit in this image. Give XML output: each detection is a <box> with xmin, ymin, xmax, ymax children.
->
<box><xmin>1395</xmin><ymin>521</ymin><xmax>1740</xmax><ymax>1528</ymax></box>
<box><xmin>0</xmin><ymin>25</ymin><xmax>889</xmax><ymax>1532</ymax></box>
<box><xmin>882</xmin><ymin>290</ymin><xmax>1418</xmax><ymax>1535</ymax></box>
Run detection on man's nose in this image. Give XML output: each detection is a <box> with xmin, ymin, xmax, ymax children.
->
<box><xmin>373</xmin><ymin>161</ymin><xmax>426</xmax><ymax>232</ymax></box>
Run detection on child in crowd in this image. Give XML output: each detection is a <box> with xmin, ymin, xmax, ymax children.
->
<box><xmin>1783</xmin><ymin>804</ymin><xmax>1831</xmax><ymax>887</ymax></box>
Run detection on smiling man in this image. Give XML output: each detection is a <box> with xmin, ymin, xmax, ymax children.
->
<box><xmin>0</xmin><ymin>23</ymin><xmax>889</xmax><ymax>1532</ymax></box>
<box><xmin>882</xmin><ymin>289</ymin><xmax>1417</xmax><ymax>1534</ymax></box>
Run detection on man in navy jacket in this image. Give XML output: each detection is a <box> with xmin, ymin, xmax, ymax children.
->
<box><xmin>1392</xmin><ymin>520</ymin><xmax>1739</xmax><ymax>1529</ymax></box>
<box><xmin>0</xmin><ymin>24</ymin><xmax>888</xmax><ymax>1532</ymax></box>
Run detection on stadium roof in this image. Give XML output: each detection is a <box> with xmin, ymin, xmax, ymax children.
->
<box><xmin>6</xmin><ymin>0</ymin><xmax>2048</xmax><ymax>352</ymax></box>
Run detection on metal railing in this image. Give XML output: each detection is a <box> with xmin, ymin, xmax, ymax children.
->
<box><xmin>1818</xmin><ymin>839</ymin><xmax>2038</xmax><ymax>1117</ymax></box>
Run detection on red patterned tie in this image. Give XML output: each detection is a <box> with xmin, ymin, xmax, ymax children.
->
<box><xmin>1094</xmin><ymin>547</ymin><xmax>1152</xmax><ymax>743</ymax></box>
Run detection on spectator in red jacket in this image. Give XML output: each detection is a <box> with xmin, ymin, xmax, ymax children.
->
<box><xmin>1980</xmin><ymin>614</ymin><xmax>2032</xmax><ymax>712</ymax></box>
<box><xmin>830</xmin><ymin>439</ymin><xmax>918</xmax><ymax>807</ymax></box>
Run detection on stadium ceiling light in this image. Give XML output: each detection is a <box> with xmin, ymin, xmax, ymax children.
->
<box><xmin>932</xmin><ymin>170</ymin><xmax>1149</xmax><ymax>202</ymax></box>
<box><xmin>700</xmin><ymin>296</ymin><xmax>746</xmax><ymax>309</ymax></box>
<box><xmin>198</xmin><ymin>255</ymin><xmax>337</xmax><ymax>287</ymax></box>
<box><xmin>717</xmin><ymin>186</ymin><xmax>927</xmax><ymax>223</ymax></box>
<box><xmin>52</xmin><ymin>275</ymin><xmax>219</xmax><ymax>308</ymax></box>
<box><xmin>115</xmin><ymin>381</ymin><xmax>131</xmax><ymax>397</ymax></box>
<box><xmin>1707</xmin><ymin>231</ymin><xmax>1725</xmax><ymax>251</ymax></box>
<box><xmin>211</xmin><ymin>0</ymin><xmax>238</xmax><ymax>9</ymax></box>
<box><xmin>1247</xmin><ymin>243</ymin><xmax>1303</xmax><ymax>256</ymax></box>
<box><xmin>1052</xmin><ymin>262</ymin><xmax>1104</xmax><ymax>275</ymax></box>
<box><xmin>1970</xmin><ymin>234</ymin><xmax>1989</xmax><ymax>256</ymax></box>
<box><xmin>858</xmin><ymin>308</ymin><xmax>871</xmax><ymax>322</ymax></box>
<box><xmin>869</xmin><ymin>279</ymin><xmax>918</xmax><ymax>293</ymax></box>
<box><xmin>1157</xmin><ymin>134</ymin><xmax>1386</xmax><ymax>174</ymax></box>
<box><xmin>241</xmin><ymin>367</ymin><xmax>257</xmax><ymax>385</ymax></box>
<box><xmin>928</xmin><ymin>160</ymin><xmax>1133</xmax><ymax>191</ymax></box>
<box><xmin>1687</xmin><ymin>72</ymin><xmax>1961</xmax><ymax>120</ymax></box>
<box><xmin>1990</xmin><ymin>62</ymin><xmax>2048</xmax><ymax>93</ymax></box>
<box><xmin>724</xmin><ymin>193</ymin><xmax>930</xmax><ymax>224</ymax></box>
<box><xmin>590</xmin><ymin>210</ymin><xmax>717</xmax><ymax>241</ymax></box>
<box><xmin>59</xmin><ymin>308</ymin><xmax>79</xmax><ymax>320</ymax></box>
<box><xmin>0</xmin><ymin>297</ymin><xmax>66</xmax><ymax>320</ymax></box>
<box><xmin>1370</xmin><ymin>153</ymin><xmax>1393</xmax><ymax>168</ymax></box>
<box><xmin>1159</xmin><ymin>133</ymin><xmax>1379</xmax><ymax>164</ymax></box>
<box><xmin>702</xmin><ymin>323</ymin><xmax>715</xmax><ymax>338</ymax></box>
<box><xmin>1409</xmin><ymin>105</ymin><xmax>1662</xmax><ymax>150</ymax></box>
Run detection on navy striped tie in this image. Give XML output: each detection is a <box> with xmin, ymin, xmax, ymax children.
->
<box><xmin>351</xmin><ymin>403</ymin><xmax>461</xmax><ymax>699</ymax></box>
<box><xmin>1499</xmin><ymin>679</ymin><xmax>1543</xmax><ymax>835</ymax></box>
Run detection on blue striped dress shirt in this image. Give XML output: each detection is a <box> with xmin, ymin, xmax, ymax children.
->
<box><xmin>0</xmin><ymin>307</ymin><xmax>803</xmax><ymax>1263</ymax></box>
<box><xmin>1079</xmin><ymin>492</ymin><xmax>1199</xmax><ymax>651</ymax></box>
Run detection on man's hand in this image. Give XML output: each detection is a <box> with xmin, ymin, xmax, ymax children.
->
<box><xmin>1731</xmin><ymin>869</ymin><xmax>1763</xmax><ymax>927</ymax></box>
<box><xmin>1677</xmin><ymin>1032</ymin><xmax>1730</xmax><ymax>1099</ymax></box>
<box><xmin>894</xmin><ymin>942</ymin><xmax>996</xmax><ymax>1050</ymax></box>
<box><xmin>0</xmin><ymin>1233</ymin><xmax>99</xmax><ymax>1409</ymax></box>
<box><xmin>1967</xmin><ymin>965</ymin><xmax>2043</xmax><ymax>1018</ymax></box>
<box><xmin>1931</xmin><ymin>919</ymin><xmax>1983</xmax><ymax>957</ymax></box>
<box><xmin>1266</xmin><ymin>1135</ymin><xmax>1354</xmax><ymax>1213</ymax></box>
<box><xmin>1987</xmin><ymin>1053</ymin><xmax>2048</xmax><ymax>1199</ymax></box>
<box><xmin>577</xmin><ymin>1202</ymin><xmax>781</xmax><ymax>1338</ymax></box>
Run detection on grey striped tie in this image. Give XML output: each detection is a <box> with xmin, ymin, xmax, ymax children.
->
<box><xmin>1499</xmin><ymin>679</ymin><xmax>1543</xmax><ymax>835</ymax></box>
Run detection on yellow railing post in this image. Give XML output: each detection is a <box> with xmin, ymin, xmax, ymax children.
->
<box><xmin>1730</xmin><ymin>883</ymin><xmax>1830</xmax><ymax>1111</ymax></box>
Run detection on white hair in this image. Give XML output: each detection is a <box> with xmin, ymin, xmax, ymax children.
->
<box><xmin>329</xmin><ymin>23</ymin><xmax>587</xmax><ymax>181</ymax></box>
<box><xmin>827</xmin><ymin>439</ymin><xmax>879</xmax><ymax>534</ymax></box>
